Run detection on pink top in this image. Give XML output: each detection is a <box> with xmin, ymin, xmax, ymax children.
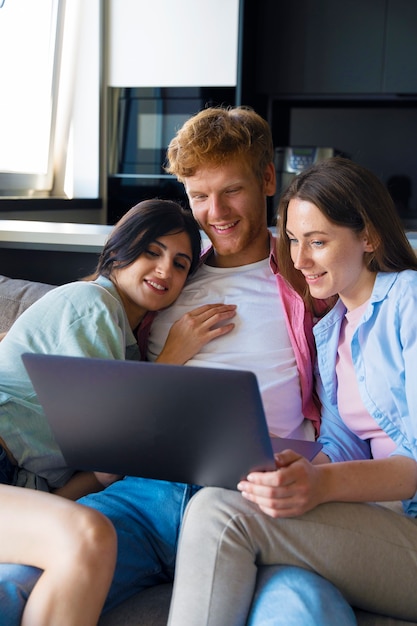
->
<box><xmin>336</xmin><ymin>301</ymin><xmax>396</xmax><ymax>459</ymax></box>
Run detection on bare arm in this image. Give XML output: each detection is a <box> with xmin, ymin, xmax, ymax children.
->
<box><xmin>238</xmin><ymin>449</ymin><xmax>417</xmax><ymax>518</ymax></box>
<box><xmin>52</xmin><ymin>470</ymin><xmax>121</xmax><ymax>500</ymax></box>
<box><xmin>156</xmin><ymin>303</ymin><xmax>237</xmax><ymax>365</ymax></box>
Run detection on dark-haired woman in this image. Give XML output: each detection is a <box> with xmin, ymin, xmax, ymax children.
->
<box><xmin>166</xmin><ymin>158</ymin><xmax>417</xmax><ymax>625</ymax></box>
<box><xmin>0</xmin><ymin>198</ymin><xmax>236</xmax><ymax>497</ymax></box>
<box><xmin>0</xmin><ymin>198</ymin><xmax>236</xmax><ymax>623</ymax></box>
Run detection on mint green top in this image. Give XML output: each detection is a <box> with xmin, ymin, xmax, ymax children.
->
<box><xmin>0</xmin><ymin>276</ymin><xmax>140</xmax><ymax>490</ymax></box>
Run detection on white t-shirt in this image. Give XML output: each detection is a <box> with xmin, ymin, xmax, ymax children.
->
<box><xmin>148</xmin><ymin>258</ymin><xmax>308</xmax><ymax>439</ymax></box>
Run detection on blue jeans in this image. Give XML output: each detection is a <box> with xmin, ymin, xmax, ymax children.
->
<box><xmin>0</xmin><ymin>564</ymin><xmax>41</xmax><ymax>626</ymax></box>
<box><xmin>78</xmin><ymin>476</ymin><xmax>199</xmax><ymax>612</ymax></box>
<box><xmin>247</xmin><ymin>566</ymin><xmax>357</xmax><ymax>625</ymax></box>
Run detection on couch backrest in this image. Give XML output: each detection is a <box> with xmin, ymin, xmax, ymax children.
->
<box><xmin>0</xmin><ymin>275</ymin><xmax>55</xmax><ymax>333</ymax></box>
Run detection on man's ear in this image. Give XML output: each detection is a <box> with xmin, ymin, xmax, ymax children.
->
<box><xmin>263</xmin><ymin>162</ymin><xmax>276</xmax><ymax>197</ymax></box>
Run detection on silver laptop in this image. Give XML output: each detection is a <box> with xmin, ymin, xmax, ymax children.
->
<box><xmin>22</xmin><ymin>353</ymin><xmax>322</xmax><ymax>490</ymax></box>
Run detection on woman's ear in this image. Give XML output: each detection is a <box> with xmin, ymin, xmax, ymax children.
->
<box><xmin>362</xmin><ymin>229</ymin><xmax>379</xmax><ymax>253</ymax></box>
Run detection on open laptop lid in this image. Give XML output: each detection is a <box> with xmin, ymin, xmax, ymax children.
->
<box><xmin>22</xmin><ymin>353</ymin><xmax>322</xmax><ymax>490</ymax></box>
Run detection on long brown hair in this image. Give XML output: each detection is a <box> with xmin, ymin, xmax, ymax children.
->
<box><xmin>277</xmin><ymin>157</ymin><xmax>417</xmax><ymax>314</ymax></box>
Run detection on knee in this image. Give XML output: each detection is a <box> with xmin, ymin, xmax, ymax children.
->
<box><xmin>188</xmin><ymin>487</ymin><xmax>242</xmax><ymax>512</ymax></box>
<box><xmin>63</xmin><ymin>505</ymin><xmax>117</xmax><ymax>572</ymax></box>
<box><xmin>187</xmin><ymin>486</ymin><xmax>253</xmax><ymax>516</ymax></box>
<box><xmin>188</xmin><ymin>487</ymin><xmax>224</xmax><ymax>510</ymax></box>
<box><xmin>185</xmin><ymin>487</ymin><xmax>233</xmax><ymax>523</ymax></box>
<box><xmin>182</xmin><ymin>487</ymin><xmax>252</xmax><ymax>542</ymax></box>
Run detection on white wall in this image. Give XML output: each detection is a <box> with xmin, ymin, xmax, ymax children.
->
<box><xmin>107</xmin><ymin>0</ymin><xmax>240</xmax><ymax>87</ymax></box>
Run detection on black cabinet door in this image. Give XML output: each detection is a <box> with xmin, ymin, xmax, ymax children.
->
<box><xmin>256</xmin><ymin>0</ymin><xmax>385</xmax><ymax>95</ymax></box>
<box><xmin>384</xmin><ymin>0</ymin><xmax>417</xmax><ymax>93</ymax></box>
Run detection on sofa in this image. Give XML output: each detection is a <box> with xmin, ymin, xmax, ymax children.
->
<box><xmin>1</xmin><ymin>273</ymin><xmax>416</xmax><ymax>626</ymax></box>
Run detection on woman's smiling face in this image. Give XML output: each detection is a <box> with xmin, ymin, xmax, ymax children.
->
<box><xmin>112</xmin><ymin>230</ymin><xmax>193</xmax><ymax>329</ymax></box>
<box><xmin>286</xmin><ymin>198</ymin><xmax>376</xmax><ymax>311</ymax></box>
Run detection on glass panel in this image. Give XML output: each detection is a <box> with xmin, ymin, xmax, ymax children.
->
<box><xmin>111</xmin><ymin>87</ymin><xmax>236</xmax><ymax>177</ymax></box>
<box><xmin>0</xmin><ymin>0</ymin><xmax>59</xmax><ymax>194</ymax></box>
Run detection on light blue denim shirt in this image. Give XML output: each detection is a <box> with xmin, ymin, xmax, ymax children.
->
<box><xmin>314</xmin><ymin>270</ymin><xmax>417</xmax><ymax>516</ymax></box>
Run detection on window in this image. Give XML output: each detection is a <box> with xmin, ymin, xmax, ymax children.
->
<box><xmin>0</xmin><ymin>0</ymin><xmax>60</xmax><ymax>195</ymax></box>
<box><xmin>0</xmin><ymin>0</ymin><xmax>101</xmax><ymax>200</ymax></box>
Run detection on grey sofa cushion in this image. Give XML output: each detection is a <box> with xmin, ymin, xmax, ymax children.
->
<box><xmin>0</xmin><ymin>275</ymin><xmax>55</xmax><ymax>333</ymax></box>
<box><xmin>98</xmin><ymin>584</ymin><xmax>172</xmax><ymax>626</ymax></box>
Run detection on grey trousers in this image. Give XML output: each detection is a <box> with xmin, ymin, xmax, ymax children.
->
<box><xmin>168</xmin><ymin>487</ymin><xmax>417</xmax><ymax>626</ymax></box>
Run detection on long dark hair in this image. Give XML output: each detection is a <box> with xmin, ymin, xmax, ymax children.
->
<box><xmin>96</xmin><ymin>199</ymin><xmax>201</xmax><ymax>278</ymax></box>
<box><xmin>277</xmin><ymin>157</ymin><xmax>417</xmax><ymax>314</ymax></box>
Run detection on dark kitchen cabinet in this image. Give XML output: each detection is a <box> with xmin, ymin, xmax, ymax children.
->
<box><xmin>256</xmin><ymin>0</ymin><xmax>417</xmax><ymax>95</ymax></box>
<box><xmin>384</xmin><ymin>0</ymin><xmax>417</xmax><ymax>93</ymax></box>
